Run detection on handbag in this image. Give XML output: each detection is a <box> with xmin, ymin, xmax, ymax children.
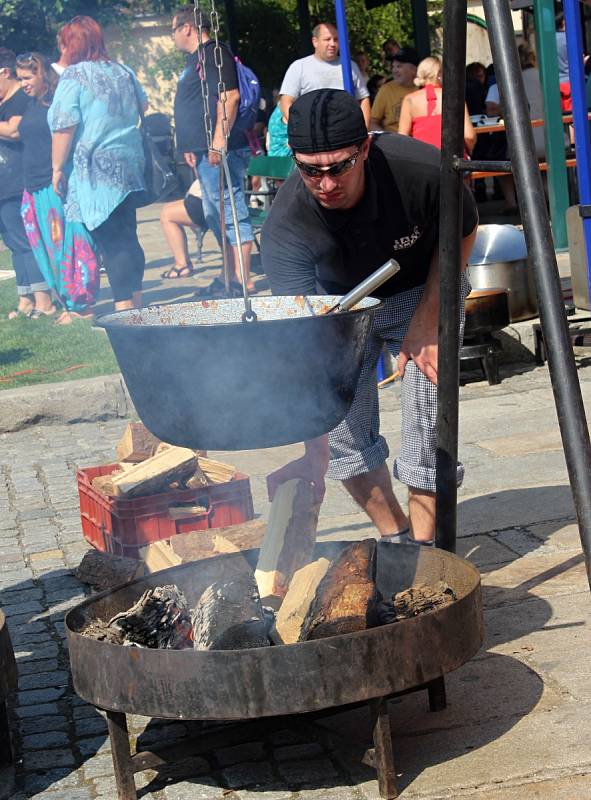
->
<box><xmin>123</xmin><ymin>65</ymin><xmax>178</xmax><ymax>207</ymax></box>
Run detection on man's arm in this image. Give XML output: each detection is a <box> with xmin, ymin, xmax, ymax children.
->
<box><xmin>209</xmin><ymin>87</ymin><xmax>239</xmax><ymax>165</ymax></box>
<box><xmin>359</xmin><ymin>97</ymin><xmax>371</xmax><ymax>130</ymax></box>
<box><xmin>0</xmin><ymin>115</ymin><xmax>21</xmax><ymax>140</ymax></box>
<box><xmin>397</xmin><ymin>222</ymin><xmax>478</xmax><ymax>384</ymax></box>
<box><xmin>279</xmin><ymin>94</ymin><xmax>294</xmax><ymax>122</ymax></box>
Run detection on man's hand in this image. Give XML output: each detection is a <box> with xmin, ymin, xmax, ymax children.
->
<box><xmin>184</xmin><ymin>152</ymin><xmax>197</xmax><ymax>169</ymax></box>
<box><xmin>208</xmin><ymin>148</ymin><xmax>222</xmax><ymax>166</ymax></box>
<box><xmin>398</xmin><ymin>300</ymin><xmax>438</xmax><ymax>385</ymax></box>
<box><xmin>266</xmin><ymin>435</ymin><xmax>330</xmax><ymax>504</ymax></box>
<box><xmin>208</xmin><ymin>130</ymin><xmax>226</xmax><ymax>166</ymax></box>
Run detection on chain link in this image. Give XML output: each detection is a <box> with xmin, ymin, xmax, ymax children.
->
<box><xmin>193</xmin><ymin>1</ymin><xmax>229</xmax><ymax>151</ymax></box>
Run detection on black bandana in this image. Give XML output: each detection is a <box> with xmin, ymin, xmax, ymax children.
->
<box><xmin>288</xmin><ymin>89</ymin><xmax>367</xmax><ymax>154</ymax></box>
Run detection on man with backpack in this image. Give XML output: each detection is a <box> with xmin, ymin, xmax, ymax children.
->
<box><xmin>172</xmin><ymin>5</ymin><xmax>254</xmax><ymax>296</ymax></box>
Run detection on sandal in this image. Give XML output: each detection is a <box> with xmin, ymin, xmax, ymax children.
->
<box><xmin>7</xmin><ymin>307</ymin><xmax>34</xmax><ymax>320</ymax></box>
<box><xmin>161</xmin><ymin>265</ymin><xmax>195</xmax><ymax>280</ymax></box>
<box><xmin>30</xmin><ymin>306</ymin><xmax>58</xmax><ymax>319</ymax></box>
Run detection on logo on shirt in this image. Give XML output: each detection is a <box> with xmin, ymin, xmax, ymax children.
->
<box><xmin>392</xmin><ymin>225</ymin><xmax>423</xmax><ymax>251</ymax></box>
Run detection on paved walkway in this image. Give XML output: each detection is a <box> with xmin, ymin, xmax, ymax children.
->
<box><xmin>1</xmin><ymin>354</ymin><xmax>591</xmax><ymax>799</ymax></box>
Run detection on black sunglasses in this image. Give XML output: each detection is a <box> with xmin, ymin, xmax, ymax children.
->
<box><xmin>294</xmin><ymin>146</ymin><xmax>363</xmax><ymax>179</ymax></box>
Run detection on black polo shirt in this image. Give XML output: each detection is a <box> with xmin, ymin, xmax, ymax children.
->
<box><xmin>174</xmin><ymin>41</ymin><xmax>243</xmax><ymax>155</ymax></box>
<box><xmin>261</xmin><ymin>133</ymin><xmax>478</xmax><ymax>298</ymax></box>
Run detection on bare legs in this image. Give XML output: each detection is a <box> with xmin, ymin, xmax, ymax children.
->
<box><xmin>159</xmin><ymin>200</ymin><xmax>195</xmax><ymax>272</ymax></box>
<box><xmin>343</xmin><ymin>465</ymin><xmax>435</xmax><ymax>542</ymax></box>
<box><xmin>233</xmin><ymin>241</ymin><xmax>253</xmax><ymax>290</ymax></box>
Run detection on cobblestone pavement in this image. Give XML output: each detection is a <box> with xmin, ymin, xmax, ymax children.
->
<box><xmin>1</xmin><ymin>360</ymin><xmax>590</xmax><ymax>798</ymax></box>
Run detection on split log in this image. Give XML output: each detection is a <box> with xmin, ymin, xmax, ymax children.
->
<box><xmin>270</xmin><ymin>557</ymin><xmax>331</xmax><ymax>644</ymax></box>
<box><xmin>255</xmin><ymin>479</ymin><xmax>321</xmax><ymax>606</ymax></box>
<box><xmin>184</xmin><ymin>462</ymin><xmax>209</xmax><ymax>488</ymax></box>
<box><xmin>74</xmin><ymin>549</ymin><xmax>144</xmax><ymax>591</ymax></box>
<box><xmin>116</xmin><ymin>423</ymin><xmax>161</xmax><ymax>463</ymax></box>
<box><xmin>299</xmin><ymin>539</ymin><xmax>377</xmax><ymax>641</ymax></box>
<box><xmin>139</xmin><ymin>520</ymin><xmax>267</xmax><ymax>572</ymax></box>
<box><xmin>109</xmin><ymin>446</ymin><xmax>197</xmax><ymax>497</ymax></box>
<box><xmin>192</xmin><ymin>572</ymin><xmax>270</xmax><ymax>650</ymax></box>
<box><xmin>198</xmin><ymin>457</ymin><xmax>236</xmax><ymax>485</ymax></box>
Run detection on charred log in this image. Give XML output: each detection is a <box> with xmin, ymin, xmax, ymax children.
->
<box><xmin>376</xmin><ymin>581</ymin><xmax>456</xmax><ymax>624</ymax></box>
<box><xmin>107</xmin><ymin>585</ymin><xmax>193</xmax><ymax>649</ymax></box>
<box><xmin>299</xmin><ymin>539</ymin><xmax>378</xmax><ymax>641</ymax></box>
<box><xmin>192</xmin><ymin>573</ymin><xmax>270</xmax><ymax>650</ymax></box>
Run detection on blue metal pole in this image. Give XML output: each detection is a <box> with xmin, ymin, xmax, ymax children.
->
<box><xmin>563</xmin><ymin>0</ymin><xmax>591</xmax><ymax>302</ymax></box>
<box><xmin>334</xmin><ymin>0</ymin><xmax>355</xmax><ymax>95</ymax></box>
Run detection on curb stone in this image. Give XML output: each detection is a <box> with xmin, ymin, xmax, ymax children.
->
<box><xmin>0</xmin><ymin>375</ymin><xmax>135</xmax><ymax>434</ymax></box>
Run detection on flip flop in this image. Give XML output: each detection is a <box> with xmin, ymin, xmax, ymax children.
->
<box><xmin>161</xmin><ymin>265</ymin><xmax>195</xmax><ymax>280</ymax></box>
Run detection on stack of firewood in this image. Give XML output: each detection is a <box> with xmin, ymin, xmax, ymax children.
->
<box><xmin>91</xmin><ymin>423</ymin><xmax>236</xmax><ymax>499</ymax></box>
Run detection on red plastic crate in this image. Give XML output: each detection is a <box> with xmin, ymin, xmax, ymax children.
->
<box><xmin>77</xmin><ymin>463</ymin><xmax>254</xmax><ymax>558</ymax></box>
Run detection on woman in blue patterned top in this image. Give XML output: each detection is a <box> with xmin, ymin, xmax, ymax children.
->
<box><xmin>48</xmin><ymin>16</ymin><xmax>147</xmax><ymax>311</ymax></box>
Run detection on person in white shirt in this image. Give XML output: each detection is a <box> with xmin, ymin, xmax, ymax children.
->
<box><xmin>279</xmin><ymin>23</ymin><xmax>370</xmax><ymax>128</ymax></box>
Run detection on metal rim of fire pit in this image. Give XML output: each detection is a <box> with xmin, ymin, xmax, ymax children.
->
<box><xmin>66</xmin><ymin>543</ymin><xmax>483</xmax><ymax>721</ymax></box>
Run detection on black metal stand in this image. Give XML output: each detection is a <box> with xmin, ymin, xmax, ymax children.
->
<box><xmin>103</xmin><ymin>679</ymin><xmax>447</xmax><ymax>800</ymax></box>
<box><xmin>460</xmin><ymin>337</ymin><xmax>503</xmax><ymax>385</ymax></box>
<box><xmin>438</xmin><ymin>0</ymin><xmax>591</xmax><ymax>588</ymax></box>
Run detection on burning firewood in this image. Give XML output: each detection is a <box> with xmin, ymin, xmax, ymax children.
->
<box><xmin>299</xmin><ymin>539</ymin><xmax>378</xmax><ymax>641</ymax></box>
<box><xmin>192</xmin><ymin>573</ymin><xmax>271</xmax><ymax>650</ymax></box>
<box><xmin>107</xmin><ymin>585</ymin><xmax>194</xmax><ymax>649</ymax></box>
<box><xmin>376</xmin><ymin>581</ymin><xmax>456</xmax><ymax>624</ymax></box>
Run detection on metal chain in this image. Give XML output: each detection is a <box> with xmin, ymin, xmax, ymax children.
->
<box><xmin>210</xmin><ymin>8</ymin><xmax>230</xmax><ymax>145</ymax></box>
<box><xmin>194</xmin><ymin>3</ymin><xmax>213</xmax><ymax>150</ymax></box>
<box><xmin>193</xmin><ymin>2</ymin><xmax>229</xmax><ymax>150</ymax></box>
<box><xmin>193</xmin><ymin>0</ymin><xmax>253</xmax><ymax>319</ymax></box>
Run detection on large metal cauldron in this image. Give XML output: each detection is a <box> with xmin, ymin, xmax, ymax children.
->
<box><xmin>467</xmin><ymin>224</ymin><xmax>538</xmax><ymax>322</ymax></box>
<box><xmin>98</xmin><ymin>296</ymin><xmax>381</xmax><ymax>451</ymax></box>
<box><xmin>65</xmin><ymin>541</ymin><xmax>483</xmax><ymax>720</ymax></box>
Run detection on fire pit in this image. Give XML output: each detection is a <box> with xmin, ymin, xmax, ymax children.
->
<box><xmin>0</xmin><ymin>610</ymin><xmax>17</xmax><ymax>768</ymax></box>
<box><xmin>66</xmin><ymin>542</ymin><xmax>482</xmax><ymax>798</ymax></box>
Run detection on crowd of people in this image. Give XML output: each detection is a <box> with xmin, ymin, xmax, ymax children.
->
<box><xmin>0</xmin><ymin>16</ymin><xmax>147</xmax><ymax>324</ymax></box>
<box><xmin>0</xmin><ymin>8</ymin><xmax>577</xmax><ymax>321</ymax></box>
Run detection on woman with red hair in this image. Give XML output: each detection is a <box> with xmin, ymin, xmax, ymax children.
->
<box><xmin>48</xmin><ymin>15</ymin><xmax>147</xmax><ymax>314</ymax></box>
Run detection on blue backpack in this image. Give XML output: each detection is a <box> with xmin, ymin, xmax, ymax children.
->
<box><xmin>233</xmin><ymin>55</ymin><xmax>261</xmax><ymax>132</ymax></box>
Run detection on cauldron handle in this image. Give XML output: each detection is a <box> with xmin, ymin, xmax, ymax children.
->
<box><xmin>219</xmin><ymin>149</ymin><xmax>259</xmax><ymax>323</ymax></box>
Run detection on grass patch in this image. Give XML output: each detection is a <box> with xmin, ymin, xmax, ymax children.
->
<box><xmin>0</xmin><ymin>276</ymin><xmax>119</xmax><ymax>391</ymax></box>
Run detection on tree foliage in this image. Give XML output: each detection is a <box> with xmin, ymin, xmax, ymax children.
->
<box><xmin>0</xmin><ymin>0</ymin><xmax>442</xmax><ymax>92</ymax></box>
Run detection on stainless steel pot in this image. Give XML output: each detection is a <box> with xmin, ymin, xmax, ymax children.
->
<box><xmin>467</xmin><ymin>224</ymin><xmax>538</xmax><ymax>322</ymax></box>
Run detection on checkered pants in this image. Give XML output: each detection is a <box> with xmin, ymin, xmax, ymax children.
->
<box><xmin>327</xmin><ymin>274</ymin><xmax>471</xmax><ymax>492</ymax></box>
